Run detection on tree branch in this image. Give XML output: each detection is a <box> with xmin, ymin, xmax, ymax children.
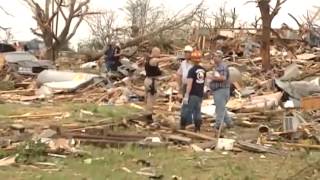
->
<box><xmin>23</xmin><ymin>0</ymin><xmax>38</xmax><ymax>14</ymax></box>
<box><xmin>0</xmin><ymin>26</ymin><xmax>9</xmax><ymax>31</ymax></box>
<box><xmin>30</xmin><ymin>28</ymin><xmax>44</xmax><ymax>38</ymax></box>
<box><xmin>66</xmin><ymin>16</ymin><xmax>84</xmax><ymax>41</ymax></box>
<box><xmin>55</xmin><ymin>0</ymin><xmax>67</xmax><ymax>21</ymax></box>
<box><xmin>288</xmin><ymin>13</ymin><xmax>302</xmax><ymax>28</ymax></box>
<box><xmin>123</xmin><ymin>0</ymin><xmax>203</xmax><ymax>48</ymax></box>
<box><xmin>48</xmin><ymin>10</ymin><xmax>59</xmax><ymax>24</ymax></box>
<box><xmin>73</xmin><ymin>0</ymin><xmax>90</xmax><ymax>15</ymax></box>
<box><xmin>271</xmin><ymin>0</ymin><xmax>287</xmax><ymax>19</ymax></box>
<box><xmin>0</xmin><ymin>5</ymin><xmax>13</xmax><ymax>17</ymax></box>
<box><xmin>270</xmin><ymin>28</ymin><xmax>297</xmax><ymax>58</ymax></box>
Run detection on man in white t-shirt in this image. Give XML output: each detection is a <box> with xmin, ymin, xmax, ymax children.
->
<box><xmin>177</xmin><ymin>45</ymin><xmax>194</xmax><ymax>129</ymax></box>
<box><xmin>177</xmin><ymin>45</ymin><xmax>193</xmax><ymax>95</ymax></box>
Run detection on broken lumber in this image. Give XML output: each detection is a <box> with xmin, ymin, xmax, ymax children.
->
<box><xmin>166</xmin><ymin>134</ymin><xmax>192</xmax><ymax>144</ymax></box>
<box><xmin>176</xmin><ymin>130</ymin><xmax>215</xmax><ymax>141</ymax></box>
<box><xmin>77</xmin><ymin>138</ymin><xmax>136</xmax><ymax>146</ymax></box>
<box><xmin>0</xmin><ymin>89</ymin><xmax>35</xmax><ymax>95</ymax></box>
<box><xmin>251</xmin><ymin>115</ymin><xmax>269</xmax><ymax>121</ymax></box>
<box><xmin>2</xmin><ymin>113</ymin><xmax>63</xmax><ymax>119</ymax></box>
<box><xmin>235</xmin><ymin>120</ymin><xmax>259</xmax><ymax>128</ymax></box>
<box><xmin>237</xmin><ymin>140</ymin><xmax>282</xmax><ymax>154</ymax></box>
<box><xmin>301</xmin><ymin>96</ymin><xmax>320</xmax><ymax>111</ymax></box>
<box><xmin>192</xmin><ymin>141</ymin><xmax>216</xmax><ymax>150</ymax></box>
<box><xmin>264</xmin><ymin>141</ymin><xmax>320</xmax><ymax>150</ymax></box>
<box><xmin>64</xmin><ymin>133</ymin><xmax>146</xmax><ymax>142</ymax></box>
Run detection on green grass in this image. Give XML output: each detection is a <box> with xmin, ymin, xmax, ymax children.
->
<box><xmin>0</xmin><ymin>146</ymin><xmax>319</xmax><ymax>180</ymax></box>
<box><xmin>0</xmin><ymin>103</ymin><xmax>140</xmax><ymax>124</ymax></box>
<box><xmin>71</xmin><ymin>103</ymin><xmax>140</xmax><ymax>119</ymax></box>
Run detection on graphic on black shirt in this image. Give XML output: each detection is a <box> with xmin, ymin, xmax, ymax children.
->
<box><xmin>195</xmin><ymin>69</ymin><xmax>205</xmax><ymax>84</ymax></box>
<box><xmin>187</xmin><ymin>65</ymin><xmax>206</xmax><ymax>97</ymax></box>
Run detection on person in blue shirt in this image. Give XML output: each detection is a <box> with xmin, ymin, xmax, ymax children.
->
<box><xmin>209</xmin><ymin>50</ymin><xmax>233</xmax><ymax>132</ymax></box>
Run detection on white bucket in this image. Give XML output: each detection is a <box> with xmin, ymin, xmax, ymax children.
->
<box><xmin>216</xmin><ymin>138</ymin><xmax>235</xmax><ymax>151</ymax></box>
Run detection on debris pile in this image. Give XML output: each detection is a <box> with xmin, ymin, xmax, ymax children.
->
<box><xmin>1</xmin><ymin>25</ymin><xmax>320</xmax><ymax>170</ymax></box>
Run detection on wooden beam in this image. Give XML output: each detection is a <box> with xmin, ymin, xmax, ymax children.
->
<box><xmin>301</xmin><ymin>96</ymin><xmax>320</xmax><ymax>111</ymax></box>
<box><xmin>265</xmin><ymin>141</ymin><xmax>320</xmax><ymax>150</ymax></box>
<box><xmin>176</xmin><ymin>130</ymin><xmax>215</xmax><ymax>141</ymax></box>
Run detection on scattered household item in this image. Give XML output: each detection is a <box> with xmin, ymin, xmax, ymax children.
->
<box><xmin>216</xmin><ymin>138</ymin><xmax>235</xmax><ymax>151</ymax></box>
<box><xmin>80</xmin><ymin>61</ymin><xmax>97</xmax><ymax>69</ymax></box>
<box><xmin>283</xmin><ymin>116</ymin><xmax>300</xmax><ymax>132</ymax></box>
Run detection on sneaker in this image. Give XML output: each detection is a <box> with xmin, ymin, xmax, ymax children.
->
<box><xmin>194</xmin><ymin>126</ymin><xmax>201</xmax><ymax>133</ymax></box>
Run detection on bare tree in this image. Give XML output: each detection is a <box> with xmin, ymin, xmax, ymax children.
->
<box><xmin>85</xmin><ymin>10</ymin><xmax>117</xmax><ymax>49</ymax></box>
<box><xmin>197</xmin><ymin>5</ymin><xmax>239</xmax><ymax>29</ymax></box>
<box><xmin>124</xmin><ymin>0</ymin><xmax>163</xmax><ymax>38</ymax></box>
<box><xmin>193</xmin><ymin>4</ymin><xmax>239</xmax><ymax>51</ymax></box>
<box><xmin>0</xmin><ymin>6</ymin><xmax>14</xmax><ymax>43</ymax></box>
<box><xmin>83</xmin><ymin>0</ymin><xmax>203</xmax><ymax>60</ymax></box>
<box><xmin>213</xmin><ymin>5</ymin><xmax>238</xmax><ymax>28</ymax></box>
<box><xmin>122</xmin><ymin>1</ymin><xmax>203</xmax><ymax>49</ymax></box>
<box><xmin>251</xmin><ymin>16</ymin><xmax>261</xmax><ymax>29</ymax></box>
<box><xmin>1</xmin><ymin>28</ymin><xmax>13</xmax><ymax>43</ymax></box>
<box><xmin>304</xmin><ymin>6</ymin><xmax>320</xmax><ymax>24</ymax></box>
<box><xmin>256</xmin><ymin>0</ymin><xmax>286</xmax><ymax>71</ymax></box>
<box><xmin>24</xmin><ymin>0</ymin><xmax>96</xmax><ymax>60</ymax></box>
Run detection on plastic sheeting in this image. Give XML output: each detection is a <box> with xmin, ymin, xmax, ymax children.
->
<box><xmin>275</xmin><ymin>79</ymin><xmax>320</xmax><ymax>99</ymax></box>
<box><xmin>276</xmin><ymin>63</ymin><xmax>320</xmax><ymax>100</ymax></box>
<box><xmin>279</xmin><ymin>63</ymin><xmax>301</xmax><ymax>81</ymax></box>
<box><xmin>37</xmin><ymin>70</ymin><xmax>99</xmax><ymax>91</ymax></box>
<box><xmin>228</xmin><ymin>67</ymin><xmax>241</xmax><ymax>83</ymax></box>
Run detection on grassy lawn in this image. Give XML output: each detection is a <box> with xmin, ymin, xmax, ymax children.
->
<box><xmin>0</xmin><ymin>102</ymin><xmax>140</xmax><ymax>125</ymax></box>
<box><xmin>0</xmin><ymin>146</ymin><xmax>319</xmax><ymax>180</ymax></box>
<box><xmin>0</xmin><ymin>103</ymin><xmax>319</xmax><ymax>179</ymax></box>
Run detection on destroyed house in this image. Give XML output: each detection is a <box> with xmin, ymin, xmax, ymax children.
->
<box><xmin>192</xmin><ymin>27</ymin><xmax>300</xmax><ymax>55</ymax></box>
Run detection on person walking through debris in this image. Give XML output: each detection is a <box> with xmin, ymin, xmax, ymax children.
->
<box><xmin>104</xmin><ymin>43</ymin><xmax>114</xmax><ymax>72</ymax></box>
<box><xmin>144</xmin><ymin>47</ymin><xmax>175</xmax><ymax>121</ymax></box>
<box><xmin>177</xmin><ymin>45</ymin><xmax>194</xmax><ymax>128</ymax></box>
<box><xmin>104</xmin><ymin>42</ymin><xmax>121</xmax><ymax>72</ymax></box>
<box><xmin>209</xmin><ymin>50</ymin><xmax>233</xmax><ymax>132</ymax></box>
<box><xmin>182</xmin><ymin>50</ymin><xmax>206</xmax><ymax>132</ymax></box>
<box><xmin>113</xmin><ymin>42</ymin><xmax>122</xmax><ymax>70</ymax></box>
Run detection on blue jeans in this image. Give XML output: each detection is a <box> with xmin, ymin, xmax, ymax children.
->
<box><xmin>106</xmin><ymin>61</ymin><xmax>113</xmax><ymax>72</ymax></box>
<box><xmin>213</xmin><ymin>88</ymin><xmax>232</xmax><ymax>129</ymax></box>
<box><xmin>180</xmin><ymin>95</ymin><xmax>202</xmax><ymax>130</ymax></box>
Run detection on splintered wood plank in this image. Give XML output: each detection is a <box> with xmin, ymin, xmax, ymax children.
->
<box><xmin>301</xmin><ymin>96</ymin><xmax>320</xmax><ymax>111</ymax></box>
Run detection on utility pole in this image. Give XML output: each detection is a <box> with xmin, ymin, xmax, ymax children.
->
<box><xmin>51</xmin><ymin>0</ymin><xmax>55</xmax><ymax>61</ymax></box>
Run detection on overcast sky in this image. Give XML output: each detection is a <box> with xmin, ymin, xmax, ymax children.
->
<box><xmin>0</xmin><ymin>0</ymin><xmax>319</xmax><ymax>47</ymax></box>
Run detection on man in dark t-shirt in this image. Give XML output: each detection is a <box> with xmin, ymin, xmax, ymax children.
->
<box><xmin>181</xmin><ymin>50</ymin><xmax>206</xmax><ymax>132</ymax></box>
<box><xmin>104</xmin><ymin>44</ymin><xmax>114</xmax><ymax>72</ymax></box>
<box><xmin>104</xmin><ymin>42</ymin><xmax>122</xmax><ymax>72</ymax></box>
<box><xmin>112</xmin><ymin>43</ymin><xmax>121</xmax><ymax>71</ymax></box>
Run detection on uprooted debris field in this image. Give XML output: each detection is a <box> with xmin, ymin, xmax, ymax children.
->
<box><xmin>0</xmin><ymin>44</ymin><xmax>320</xmax><ymax>179</ymax></box>
<box><xmin>1</xmin><ymin>19</ymin><xmax>320</xmax><ymax>180</ymax></box>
